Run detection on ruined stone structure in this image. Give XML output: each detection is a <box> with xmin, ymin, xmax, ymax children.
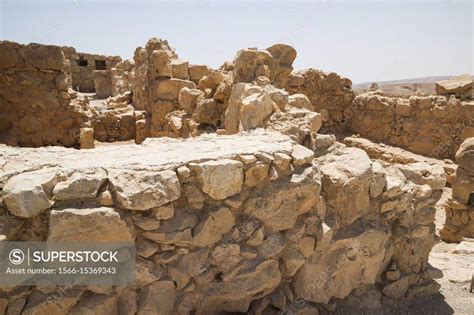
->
<box><xmin>0</xmin><ymin>41</ymin><xmax>94</xmax><ymax>147</ymax></box>
<box><xmin>441</xmin><ymin>137</ymin><xmax>474</xmax><ymax>242</ymax></box>
<box><xmin>0</xmin><ymin>37</ymin><xmax>472</xmax><ymax>314</ymax></box>
<box><xmin>348</xmin><ymin>92</ymin><xmax>474</xmax><ymax>159</ymax></box>
<box><xmin>62</xmin><ymin>46</ymin><xmax>121</xmax><ymax>93</ymax></box>
<box><xmin>0</xmin><ymin>130</ymin><xmax>445</xmax><ymax>314</ymax></box>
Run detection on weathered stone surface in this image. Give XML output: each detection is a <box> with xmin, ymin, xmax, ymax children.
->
<box><xmin>193</xmin><ymin>99</ymin><xmax>220</xmax><ymax>125</ymax></box>
<box><xmin>287</xmin><ymin>94</ymin><xmax>313</xmax><ymax>111</ymax></box>
<box><xmin>192</xmin><ymin>207</ymin><xmax>235</xmax><ymax>247</ymax></box>
<box><xmin>245</xmin><ymin>162</ymin><xmax>270</xmax><ymax>186</ymax></box>
<box><xmin>138</xmin><ymin>281</ymin><xmax>176</xmax><ymax>315</ymax></box>
<box><xmin>19</xmin><ymin>43</ymin><xmax>67</xmax><ymax>71</ymax></box>
<box><xmin>178</xmin><ymin>87</ymin><xmax>204</xmax><ymax>114</ymax></box>
<box><xmin>171</xmin><ymin>59</ymin><xmax>189</xmax><ymax>79</ymax></box>
<box><xmin>318</xmin><ymin>147</ymin><xmax>373</xmax><ymax>226</ymax></box>
<box><xmin>243</xmin><ymin>165</ymin><xmax>320</xmax><ymax>231</ymax></box>
<box><xmin>239</xmin><ymin>91</ymin><xmax>275</xmax><ymax>130</ymax></box>
<box><xmin>194</xmin><ymin>159</ymin><xmax>243</xmax><ymax>200</ymax></box>
<box><xmin>109</xmin><ymin>169</ymin><xmax>181</xmax><ymax>210</ymax></box>
<box><xmin>295</xmin><ymin>229</ymin><xmax>390</xmax><ymax>304</ymax></box>
<box><xmin>53</xmin><ymin>168</ymin><xmax>107</xmax><ymax>200</ymax></box>
<box><xmin>268</xmin><ymin>108</ymin><xmax>322</xmax><ymax>144</ymax></box>
<box><xmin>291</xmin><ymin>144</ymin><xmax>315</xmax><ymax>166</ymax></box>
<box><xmin>224</xmin><ymin>82</ymin><xmax>278</xmax><ymax>134</ymax></box>
<box><xmin>0</xmin><ymin>41</ymin><xmax>95</xmax><ymax>147</ymax></box>
<box><xmin>79</xmin><ymin>127</ymin><xmax>95</xmax><ymax>149</ymax></box>
<box><xmin>196</xmin><ymin>259</ymin><xmax>282</xmax><ymax>314</ymax></box>
<box><xmin>150</xmin><ymin>50</ymin><xmax>173</xmax><ymax>78</ymax></box>
<box><xmin>455</xmin><ymin>137</ymin><xmax>474</xmax><ymax>174</ymax></box>
<box><xmin>3</xmin><ymin>169</ymin><xmax>57</xmax><ymax>218</ymax></box>
<box><xmin>69</xmin><ymin>294</ymin><xmax>118</xmax><ymax>315</ymax></box>
<box><xmin>349</xmin><ymin>92</ymin><xmax>472</xmax><ymax>159</ymax></box>
<box><xmin>436</xmin><ymin>74</ymin><xmax>473</xmax><ymax>99</ymax></box>
<box><xmin>153</xmin><ymin>78</ymin><xmax>196</xmax><ymax>101</ymax></box>
<box><xmin>48</xmin><ymin>207</ymin><xmax>133</xmax><ymax>241</ymax></box>
<box><xmin>286</xmin><ymin>68</ymin><xmax>354</xmax><ymax>131</ymax></box>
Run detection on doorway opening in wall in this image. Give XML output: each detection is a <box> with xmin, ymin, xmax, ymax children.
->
<box><xmin>78</xmin><ymin>59</ymin><xmax>88</xmax><ymax>67</ymax></box>
<box><xmin>468</xmin><ymin>193</ymin><xmax>474</xmax><ymax>207</ymax></box>
<box><xmin>95</xmin><ymin>60</ymin><xmax>106</xmax><ymax>70</ymax></box>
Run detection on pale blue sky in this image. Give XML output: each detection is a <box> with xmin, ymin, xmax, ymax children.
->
<box><xmin>0</xmin><ymin>0</ymin><xmax>472</xmax><ymax>83</ymax></box>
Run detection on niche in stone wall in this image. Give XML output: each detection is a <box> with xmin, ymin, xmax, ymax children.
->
<box><xmin>78</xmin><ymin>59</ymin><xmax>88</xmax><ymax>67</ymax></box>
<box><xmin>468</xmin><ymin>193</ymin><xmax>474</xmax><ymax>207</ymax></box>
<box><xmin>95</xmin><ymin>60</ymin><xmax>106</xmax><ymax>70</ymax></box>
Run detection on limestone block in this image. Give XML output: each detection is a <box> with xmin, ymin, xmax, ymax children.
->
<box><xmin>109</xmin><ymin>169</ymin><xmax>181</xmax><ymax>210</ymax></box>
<box><xmin>195</xmin><ymin>159</ymin><xmax>243</xmax><ymax>200</ymax></box>
<box><xmin>48</xmin><ymin>207</ymin><xmax>133</xmax><ymax>241</ymax></box>
<box><xmin>3</xmin><ymin>169</ymin><xmax>57</xmax><ymax>218</ymax></box>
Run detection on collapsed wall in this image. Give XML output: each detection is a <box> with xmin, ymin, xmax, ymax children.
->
<box><xmin>348</xmin><ymin>92</ymin><xmax>474</xmax><ymax>159</ymax></box>
<box><xmin>441</xmin><ymin>137</ymin><xmax>474</xmax><ymax>242</ymax></box>
<box><xmin>0</xmin><ymin>130</ymin><xmax>445</xmax><ymax>314</ymax></box>
<box><xmin>0</xmin><ymin>41</ymin><xmax>94</xmax><ymax>147</ymax></box>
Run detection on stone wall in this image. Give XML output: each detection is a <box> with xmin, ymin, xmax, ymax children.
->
<box><xmin>62</xmin><ymin>47</ymin><xmax>121</xmax><ymax>93</ymax></box>
<box><xmin>0</xmin><ymin>130</ymin><xmax>445</xmax><ymax>314</ymax></box>
<box><xmin>0</xmin><ymin>41</ymin><xmax>95</xmax><ymax>147</ymax></box>
<box><xmin>286</xmin><ymin>69</ymin><xmax>355</xmax><ymax>132</ymax></box>
<box><xmin>440</xmin><ymin>137</ymin><xmax>474</xmax><ymax>242</ymax></box>
<box><xmin>347</xmin><ymin>92</ymin><xmax>474</xmax><ymax>159</ymax></box>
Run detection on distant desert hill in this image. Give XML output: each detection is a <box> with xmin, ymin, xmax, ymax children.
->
<box><xmin>353</xmin><ymin>75</ymin><xmax>473</xmax><ymax>96</ymax></box>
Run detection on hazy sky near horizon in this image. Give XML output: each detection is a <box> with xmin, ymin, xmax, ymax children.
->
<box><xmin>0</xmin><ymin>0</ymin><xmax>472</xmax><ymax>83</ymax></box>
